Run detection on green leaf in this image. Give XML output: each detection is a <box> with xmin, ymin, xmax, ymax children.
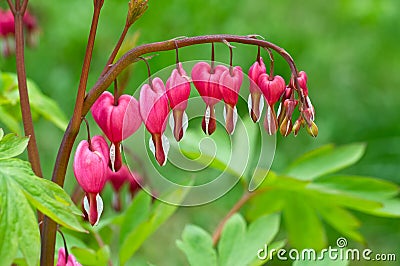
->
<box><xmin>0</xmin><ymin>106</ymin><xmax>21</xmax><ymax>134</ymax></box>
<box><xmin>0</xmin><ymin>133</ymin><xmax>29</xmax><ymax>159</ymax></box>
<box><xmin>119</xmin><ymin>187</ymin><xmax>190</xmax><ymax>265</ymax></box>
<box><xmin>0</xmin><ymin>174</ymin><xmax>40</xmax><ymax>266</ymax></box>
<box><xmin>27</xmin><ymin>79</ymin><xmax>68</xmax><ymax>130</ymax></box>
<box><xmin>283</xmin><ymin>143</ymin><xmax>366</xmax><ymax>180</ymax></box>
<box><xmin>119</xmin><ymin>191</ymin><xmax>152</xmax><ymax>246</ymax></box>
<box><xmin>218</xmin><ymin>213</ymin><xmax>281</xmax><ymax>266</ymax></box>
<box><xmin>292</xmin><ymin>254</ymin><xmax>349</xmax><ymax>266</ymax></box>
<box><xmin>283</xmin><ymin>193</ymin><xmax>326</xmax><ymax>250</ymax></box>
<box><xmin>0</xmin><ymin>158</ymin><xmax>85</xmax><ymax>232</ymax></box>
<box><xmin>311</xmin><ymin>175</ymin><xmax>399</xmax><ymax>201</ymax></box>
<box><xmin>176</xmin><ymin>225</ymin><xmax>217</xmax><ymax>266</ymax></box>
<box><xmin>0</xmin><ymin>72</ymin><xmax>68</xmax><ymax>131</ymax></box>
<box><xmin>71</xmin><ymin>246</ymin><xmax>110</xmax><ymax>266</ymax></box>
<box><xmin>312</xmin><ymin>203</ymin><xmax>364</xmax><ymax>243</ymax></box>
<box><xmin>0</xmin><ymin>128</ymin><xmax>3</xmax><ymax>140</ymax></box>
<box><xmin>218</xmin><ymin>214</ymin><xmax>246</xmax><ymax>266</ymax></box>
<box><xmin>249</xmin><ymin>239</ymin><xmax>287</xmax><ymax>266</ymax></box>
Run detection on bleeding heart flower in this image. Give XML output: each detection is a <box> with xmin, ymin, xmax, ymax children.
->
<box><xmin>297</xmin><ymin>70</ymin><xmax>315</xmax><ymax>121</ymax></box>
<box><xmin>73</xmin><ymin>135</ymin><xmax>108</xmax><ymax>226</ymax></box>
<box><xmin>248</xmin><ymin>57</ymin><xmax>266</xmax><ymax>122</ymax></box>
<box><xmin>140</xmin><ymin>77</ymin><xmax>170</xmax><ymax>166</ymax></box>
<box><xmin>166</xmin><ymin>63</ymin><xmax>191</xmax><ymax>141</ymax></box>
<box><xmin>220</xmin><ymin>66</ymin><xmax>243</xmax><ymax>134</ymax></box>
<box><xmin>258</xmin><ymin>74</ymin><xmax>286</xmax><ymax>135</ymax></box>
<box><xmin>56</xmin><ymin>247</ymin><xmax>82</xmax><ymax>266</ymax></box>
<box><xmin>297</xmin><ymin>71</ymin><xmax>308</xmax><ymax>96</ymax></box>
<box><xmin>91</xmin><ymin>91</ymin><xmax>141</xmax><ymax>143</ymax></box>
<box><xmin>191</xmin><ymin>62</ymin><xmax>228</xmax><ymax>135</ymax></box>
<box><xmin>258</xmin><ymin>74</ymin><xmax>286</xmax><ymax>106</ymax></box>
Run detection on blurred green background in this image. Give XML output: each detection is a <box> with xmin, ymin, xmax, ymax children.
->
<box><xmin>1</xmin><ymin>0</ymin><xmax>399</xmax><ymax>265</ymax></box>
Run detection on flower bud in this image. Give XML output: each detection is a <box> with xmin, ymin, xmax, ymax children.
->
<box><xmin>220</xmin><ymin>66</ymin><xmax>243</xmax><ymax>134</ymax></box>
<box><xmin>166</xmin><ymin>63</ymin><xmax>191</xmax><ymax>141</ymax></box>
<box><xmin>248</xmin><ymin>57</ymin><xmax>266</xmax><ymax>122</ymax></box>
<box><xmin>306</xmin><ymin>121</ymin><xmax>319</xmax><ymax>137</ymax></box>
<box><xmin>263</xmin><ymin>105</ymin><xmax>278</xmax><ymax>135</ymax></box>
<box><xmin>127</xmin><ymin>0</ymin><xmax>149</xmax><ymax>26</ymax></box>
<box><xmin>56</xmin><ymin>247</ymin><xmax>82</xmax><ymax>266</ymax></box>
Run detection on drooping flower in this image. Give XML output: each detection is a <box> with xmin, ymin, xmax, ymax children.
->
<box><xmin>73</xmin><ymin>135</ymin><xmax>109</xmax><ymax>225</ymax></box>
<box><xmin>139</xmin><ymin>77</ymin><xmax>170</xmax><ymax>166</ymax></box>
<box><xmin>56</xmin><ymin>248</ymin><xmax>82</xmax><ymax>266</ymax></box>
<box><xmin>219</xmin><ymin>66</ymin><xmax>243</xmax><ymax>134</ymax></box>
<box><xmin>91</xmin><ymin>91</ymin><xmax>141</xmax><ymax>143</ymax></box>
<box><xmin>248</xmin><ymin>57</ymin><xmax>266</xmax><ymax>122</ymax></box>
<box><xmin>166</xmin><ymin>63</ymin><xmax>191</xmax><ymax>141</ymax></box>
<box><xmin>191</xmin><ymin>62</ymin><xmax>228</xmax><ymax>135</ymax></box>
<box><xmin>297</xmin><ymin>70</ymin><xmax>315</xmax><ymax>121</ymax></box>
<box><xmin>258</xmin><ymin>73</ymin><xmax>286</xmax><ymax>135</ymax></box>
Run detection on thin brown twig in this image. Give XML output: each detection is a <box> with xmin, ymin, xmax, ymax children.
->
<box><xmin>9</xmin><ymin>0</ymin><xmax>43</xmax><ymax>179</ymax></box>
<box><xmin>211</xmin><ymin>187</ymin><xmax>271</xmax><ymax>246</ymax></box>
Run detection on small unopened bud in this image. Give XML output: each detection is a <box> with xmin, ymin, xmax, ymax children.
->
<box><xmin>302</xmin><ymin>107</ymin><xmax>314</xmax><ymax>126</ymax></box>
<box><xmin>292</xmin><ymin>117</ymin><xmax>303</xmax><ymax>137</ymax></box>
<box><xmin>279</xmin><ymin>116</ymin><xmax>292</xmax><ymax>137</ymax></box>
<box><xmin>306</xmin><ymin>121</ymin><xmax>318</xmax><ymax>137</ymax></box>
<box><xmin>127</xmin><ymin>0</ymin><xmax>149</xmax><ymax>26</ymax></box>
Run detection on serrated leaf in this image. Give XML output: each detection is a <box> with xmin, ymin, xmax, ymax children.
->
<box><xmin>176</xmin><ymin>225</ymin><xmax>217</xmax><ymax>266</ymax></box>
<box><xmin>0</xmin><ymin>159</ymin><xmax>85</xmax><ymax>232</ymax></box>
<box><xmin>0</xmin><ymin>133</ymin><xmax>29</xmax><ymax>159</ymax></box>
<box><xmin>283</xmin><ymin>193</ymin><xmax>326</xmax><ymax>250</ymax></box>
<box><xmin>0</xmin><ymin>174</ymin><xmax>40</xmax><ymax>266</ymax></box>
<box><xmin>283</xmin><ymin>143</ymin><xmax>366</xmax><ymax>180</ymax></box>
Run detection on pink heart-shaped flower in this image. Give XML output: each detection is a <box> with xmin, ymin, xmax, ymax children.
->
<box><xmin>91</xmin><ymin>91</ymin><xmax>141</xmax><ymax>143</ymax></box>
<box><xmin>258</xmin><ymin>74</ymin><xmax>286</xmax><ymax>106</ymax></box>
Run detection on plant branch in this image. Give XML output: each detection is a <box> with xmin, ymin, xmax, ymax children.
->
<box><xmin>101</xmin><ymin>24</ymin><xmax>130</xmax><ymax>76</ymax></box>
<box><xmin>40</xmin><ymin>1</ymin><xmax>104</xmax><ymax>265</ymax></box>
<box><xmin>42</xmin><ymin>34</ymin><xmax>302</xmax><ymax>265</ymax></box>
<box><xmin>211</xmin><ymin>187</ymin><xmax>271</xmax><ymax>246</ymax></box>
<box><xmin>9</xmin><ymin>0</ymin><xmax>43</xmax><ymax>179</ymax></box>
<box><xmin>211</xmin><ymin>192</ymin><xmax>252</xmax><ymax>246</ymax></box>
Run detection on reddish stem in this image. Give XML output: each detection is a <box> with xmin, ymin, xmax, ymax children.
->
<box><xmin>40</xmin><ymin>1</ymin><xmax>103</xmax><ymax>265</ymax></box>
<box><xmin>9</xmin><ymin>0</ymin><xmax>43</xmax><ymax>179</ymax></box>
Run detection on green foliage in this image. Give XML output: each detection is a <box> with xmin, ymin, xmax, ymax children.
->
<box><xmin>0</xmin><ymin>72</ymin><xmax>68</xmax><ymax>133</ymax></box>
<box><xmin>71</xmin><ymin>246</ymin><xmax>111</xmax><ymax>266</ymax></box>
<box><xmin>0</xmin><ymin>130</ymin><xmax>85</xmax><ymax>266</ymax></box>
<box><xmin>246</xmin><ymin>144</ymin><xmax>400</xmax><ymax>251</ymax></box>
<box><xmin>177</xmin><ymin>213</ymin><xmax>280</xmax><ymax>266</ymax></box>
